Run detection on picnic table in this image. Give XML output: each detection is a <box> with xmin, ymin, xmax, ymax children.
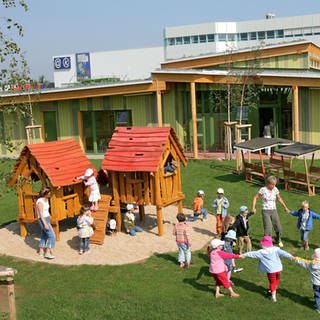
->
<box><xmin>275</xmin><ymin>142</ymin><xmax>320</xmax><ymax>196</ymax></box>
<box><xmin>234</xmin><ymin>137</ymin><xmax>293</xmax><ymax>183</ymax></box>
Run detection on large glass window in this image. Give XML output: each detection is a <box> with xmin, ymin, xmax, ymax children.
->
<box><xmin>183</xmin><ymin>36</ymin><xmax>190</xmax><ymax>44</ymax></box>
<box><xmin>249</xmin><ymin>32</ymin><xmax>257</xmax><ymax>40</ymax></box>
<box><xmin>258</xmin><ymin>31</ymin><xmax>266</xmax><ymax>40</ymax></box>
<box><xmin>207</xmin><ymin>34</ymin><xmax>215</xmax><ymax>42</ymax></box>
<box><xmin>267</xmin><ymin>30</ymin><xmax>275</xmax><ymax>39</ymax></box>
<box><xmin>240</xmin><ymin>33</ymin><xmax>248</xmax><ymax>41</ymax></box>
<box><xmin>167</xmin><ymin>38</ymin><xmax>175</xmax><ymax>46</ymax></box>
<box><xmin>275</xmin><ymin>30</ymin><xmax>284</xmax><ymax>38</ymax></box>
<box><xmin>191</xmin><ymin>35</ymin><xmax>199</xmax><ymax>43</ymax></box>
<box><xmin>176</xmin><ymin>37</ymin><xmax>183</xmax><ymax>45</ymax></box>
<box><xmin>82</xmin><ymin>110</ymin><xmax>132</xmax><ymax>153</ymax></box>
<box><xmin>199</xmin><ymin>35</ymin><xmax>207</xmax><ymax>43</ymax></box>
<box><xmin>218</xmin><ymin>34</ymin><xmax>227</xmax><ymax>41</ymax></box>
<box><xmin>227</xmin><ymin>34</ymin><xmax>236</xmax><ymax>41</ymax></box>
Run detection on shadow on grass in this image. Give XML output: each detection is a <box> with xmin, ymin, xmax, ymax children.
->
<box><xmin>277</xmin><ymin>287</ymin><xmax>314</xmax><ymax>309</ymax></box>
<box><xmin>281</xmin><ymin>236</ymin><xmax>300</xmax><ymax>248</ymax></box>
<box><xmin>235</xmin><ymin>277</ymin><xmax>314</xmax><ymax>308</ymax></box>
<box><xmin>214</xmin><ymin>174</ymin><xmax>244</xmax><ymax>184</ymax></box>
<box><xmin>183</xmin><ymin>266</ymin><xmax>212</xmax><ymax>293</ymax></box>
<box><xmin>67</xmin><ymin>235</ymin><xmax>80</xmax><ymax>251</ymax></box>
<box><xmin>192</xmin><ymin>226</ymin><xmax>215</xmax><ymax>237</ymax></box>
<box><xmin>154</xmin><ymin>253</ymin><xmax>177</xmax><ymax>266</ymax></box>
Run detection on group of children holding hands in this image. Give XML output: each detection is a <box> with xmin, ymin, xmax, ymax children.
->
<box><xmin>173</xmin><ymin>186</ymin><xmax>320</xmax><ymax>313</ymax></box>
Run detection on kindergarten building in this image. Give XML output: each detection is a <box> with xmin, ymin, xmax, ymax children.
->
<box><xmin>1</xmin><ymin>40</ymin><xmax>320</xmax><ymax>157</ymax></box>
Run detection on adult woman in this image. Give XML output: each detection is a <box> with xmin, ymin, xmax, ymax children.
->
<box><xmin>36</xmin><ymin>186</ymin><xmax>56</xmax><ymax>259</ymax></box>
<box><xmin>252</xmin><ymin>176</ymin><xmax>289</xmax><ymax>248</ymax></box>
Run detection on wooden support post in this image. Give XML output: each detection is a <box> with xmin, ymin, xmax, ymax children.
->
<box><xmin>77</xmin><ymin>111</ymin><xmax>86</xmax><ymax>151</ymax></box>
<box><xmin>139</xmin><ymin>204</ymin><xmax>145</xmax><ymax>222</ymax></box>
<box><xmin>304</xmin><ymin>156</ymin><xmax>313</xmax><ymax>196</ymax></box>
<box><xmin>177</xmin><ymin>200</ymin><xmax>183</xmax><ymax>212</ymax></box>
<box><xmin>156</xmin><ymin>81</ymin><xmax>163</xmax><ymax>127</ymax></box>
<box><xmin>19</xmin><ymin>222</ymin><xmax>27</xmax><ymax>238</ymax></box>
<box><xmin>154</xmin><ymin>172</ymin><xmax>164</xmax><ymax>236</ymax></box>
<box><xmin>111</xmin><ymin>172</ymin><xmax>122</xmax><ymax>232</ymax></box>
<box><xmin>0</xmin><ymin>267</ymin><xmax>17</xmax><ymax>320</ymax></box>
<box><xmin>190</xmin><ymin>82</ymin><xmax>198</xmax><ymax>159</ymax></box>
<box><xmin>292</xmin><ymin>85</ymin><xmax>300</xmax><ymax>142</ymax></box>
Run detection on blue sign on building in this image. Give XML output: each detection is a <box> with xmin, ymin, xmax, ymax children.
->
<box><xmin>76</xmin><ymin>53</ymin><xmax>91</xmax><ymax>81</ymax></box>
<box><xmin>53</xmin><ymin>56</ymin><xmax>71</xmax><ymax>70</ymax></box>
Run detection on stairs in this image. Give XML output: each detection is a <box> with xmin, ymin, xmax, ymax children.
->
<box><xmin>90</xmin><ymin>194</ymin><xmax>112</xmax><ymax>245</ymax></box>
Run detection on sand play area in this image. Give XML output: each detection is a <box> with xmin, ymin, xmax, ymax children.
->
<box><xmin>0</xmin><ymin>205</ymin><xmax>216</xmax><ymax>265</ymax></box>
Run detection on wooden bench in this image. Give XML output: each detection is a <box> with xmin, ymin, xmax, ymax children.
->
<box><xmin>283</xmin><ymin>169</ymin><xmax>315</xmax><ymax>196</ymax></box>
<box><xmin>265</xmin><ymin>156</ymin><xmax>292</xmax><ymax>179</ymax></box>
<box><xmin>243</xmin><ymin>161</ymin><xmax>266</xmax><ymax>182</ymax></box>
<box><xmin>309</xmin><ymin>166</ymin><xmax>320</xmax><ymax>185</ymax></box>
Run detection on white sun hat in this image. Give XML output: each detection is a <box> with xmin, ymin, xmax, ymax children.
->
<box><xmin>217</xmin><ymin>188</ymin><xmax>224</xmax><ymax>194</ymax></box>
<box><xmin>197</xmin><ymin>190</ymin><xmax>205</xmax><ymax>195</ymax></box>
<box><xmin>126</xmin><ymin>203</ymin><xmax>134</xmax><ymax>211</ymax></box>
<box><xmin>210</xmin><ymin>239</ymin><xmax>225</xmax><ymax>248</ymax></box>
<box><xmin>84</xmin><ymin>168</ymin><xmax>94</xmax><ymax>177</ymax></box>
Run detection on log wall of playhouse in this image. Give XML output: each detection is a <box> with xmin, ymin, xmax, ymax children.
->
<box><xmin>102</xmin><ymin>126</ymin><xmax>187</xmax><ymax>236</ymax></box>
<box><xmin>8</xmin><ymin>139</ymin><xmax>95</xmax><ymax>240</ymax></box>
<box><xmin>8</xmin><ymin>127</ymin><xmax>187</xmax><ymax>241</ymax></box>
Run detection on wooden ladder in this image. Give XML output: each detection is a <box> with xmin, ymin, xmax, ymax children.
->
<box><xmin>90</xmin><ymin>194</ymin><xmax>112</xmax><ymax>245</ymax></box>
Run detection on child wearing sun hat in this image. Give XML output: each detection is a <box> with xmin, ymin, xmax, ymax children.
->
<box><xmin>243</xmin><ymin>235</ymin><xmax>293</xmax><ymax>302</ymax></box>
<box><xmin>293</xmin><ymin>248</ymin><xmax>320</xmax><ymax>313</ymax></box>
<box><xmin>212</xmin><ymin>188</ymin><xmax>230</xmax><ymax>235</ymax></box>
<box><xmin>208</xmin><ymin>238</ymin><xmax>242</xmax><ymax>298</ymax></box>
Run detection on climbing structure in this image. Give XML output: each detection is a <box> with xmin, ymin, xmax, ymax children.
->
<box><xmin>102</xmin><ymin>126</ymin><xmax>187</xmax><ymax>236</ymax></box>
<box><xmin>8</xmin><ymin>139</ymin><xmax>95</xmax><ymax>240</ymax></box>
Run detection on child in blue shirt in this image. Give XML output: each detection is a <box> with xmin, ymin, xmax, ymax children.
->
<box><xmin>288</xmin><ymin>200</ymin><xmax>320</xmax><ymax>251</ymax></box>
<box><xmin>243</xmin><ymin>235</ymin><xmax>293</xmax><ymax>302</ymax></box>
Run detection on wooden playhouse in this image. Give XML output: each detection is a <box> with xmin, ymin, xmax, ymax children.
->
<box><xmin>102</xmin><ymin>126</ymin><xmax>187</xmax><ymax>236</ymax></box>
<box><xmin>8</xmin><ymin>139</ymin><xmax>96</xmax><ymax>240</ymax></box>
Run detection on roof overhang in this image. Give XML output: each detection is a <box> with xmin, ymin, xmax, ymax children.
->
<box><xmin>234</xmin><ymin>137</ymin><xmax>294</xmax><ymax>152</ymax></box>
<box><xmin>152</xmin><ymin>68</ymin><xmax>320</xmax><ymax>87</ymax></box>
<box><xmin>275</xmin><ymin>142</ymin><xmax>320</xmax><ymax>157</ymax></box>
<box><xmin>0</xmin><ymin>80</ymin><xmax>166</xmax><ymax>105</ymax></box>
<box><xmin>161</xmin><ymin>41</ymin><xmax>320</xmax><ymax>69</ymax></box>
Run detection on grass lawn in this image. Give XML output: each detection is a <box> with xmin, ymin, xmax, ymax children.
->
<box><xmin>1</xmin><ymin>159</ymin><xmax>320</xmax><ymax>319</ymax></box>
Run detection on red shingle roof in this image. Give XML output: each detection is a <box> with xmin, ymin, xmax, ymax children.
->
<box><xmin>11</xmin><ymin>139</ymin><xmax>95</xmax><ymax>187</ymax></box>
<box><xmin>102</xmin><ymin>127</ymin><xmax>186</xmax><ymax>172</ymax></box>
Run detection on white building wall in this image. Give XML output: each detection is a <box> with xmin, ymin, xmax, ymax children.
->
<box><xmin>164</xmin><ymin>13</ymin><xmax>320</xmax><ymax>60</ymax></box>
<box><xmin>53</xmin><ymin>47</ymin><xmax>163</xmax><ymax>88</ymax></box>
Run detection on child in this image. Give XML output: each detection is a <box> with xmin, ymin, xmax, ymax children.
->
<box><xmin>164</xmin><ymin>160</ymin><xmax>179</xmax><ymax>174</ymax></box>
<box><xmin>107</xmin><ymin>216</ymin><xmax>117</xmax><ymax>236</ymax></box>
<box><xmin>233</xmin><ymin>206</ymin><xmax>255</xmax><ymax>254</ymax></box>
<box><xmin>221</xmin><ymin>214</ymin><xmax>235</xmax><ymax>240</ymax></box>
<box><xmin>173</xmin><ymin>213</ymin><xmax>192</xmax><ymax>268</ymax></box>
<box><xmin>77</xmin><ymin>205</ymin><xmax>95</xmax><ymax>254</ymax></box>
<box><xmin>243</xmin><ymin>235</ymin><xmax>293</xmax><ymax>302</ymax></box>
<box><xmin>77</xmin><ymin>168</ymin><xmax>101</xmax><ymax>211</ymax></box>
<box><xmin>223</xmin><ymin>230</ymin><xmax>243</xmax><ymax>282</ymax></box>
<box><xmin>190</xmin><ymin>190</ymin><xmax>208</xmax><ymax>221</ymax></box>
<box><xmin>294</xmin><ymin>248</ymin><xmax>320</xmax><ymax>313</ymax></box>
<box><xmin>123</xmin><ymin>203</ymin><xmax>143</xmax><ymax>236</ymax></box>
<box><xmin>209</xmin><ymin>238</ymin><xmax>242</xmax><ymax>298</ymax></box>
<box><xmin>212</xmin><ymin>188</ymin><xmax>229</xmax><ymax>235</ymax></box>
<box><xmin>288</xmin><ymin>200</ymin><xmax>320</xmax><ymax>251</ymax></box>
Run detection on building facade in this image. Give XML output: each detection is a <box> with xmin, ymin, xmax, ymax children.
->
<box><xmin>1</xmin><ymin>41</ymin><xmax>320</xmax><ymax>158</ymax></box>
<box><xmin>53</xmin><ymin>46</ymin><xmax>164</xmax><ymax>88</ymax></box>
<box><xmin>164</xmin><ymin>13</ymin><xmax>320</xmax><ymax>60</ymax></box>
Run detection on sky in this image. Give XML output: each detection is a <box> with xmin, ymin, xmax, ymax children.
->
<box><xmin>4</xmin><ymin>0</ymin><xmax>320</xmax><ymax>81</ymax></box>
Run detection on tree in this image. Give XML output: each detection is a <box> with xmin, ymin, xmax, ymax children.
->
<box><xmin>0</xmin><ymin>0</ymin><xmax>33</xmax><ymax>153</ymax></box>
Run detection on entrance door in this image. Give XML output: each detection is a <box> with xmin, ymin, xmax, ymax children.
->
<box><xmin>258</xmin><ymin>107</ymin><xmax>274</xmax><ymax>137</ymax></box>
<box><xmin>43</xmin><ymin>111</ymin><xmax>58</xmax><ymax>141</ymax></box>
